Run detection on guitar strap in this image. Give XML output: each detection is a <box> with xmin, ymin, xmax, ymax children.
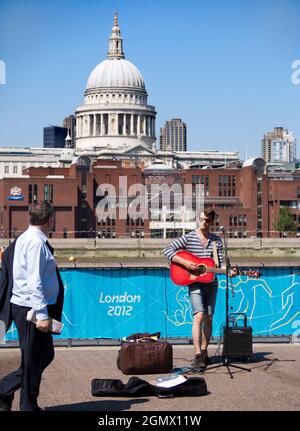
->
<box><xmin>212</xmin><ymin>241</ymin><xmax>219</xmax><ymax>268</ymax></box>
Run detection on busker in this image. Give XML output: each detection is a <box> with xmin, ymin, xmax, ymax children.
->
<box><xmin>163</xmin><ymin>207</ymin><xmax>236</xmax><ymax>369</ymax></box>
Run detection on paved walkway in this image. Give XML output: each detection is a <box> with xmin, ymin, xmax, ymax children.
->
<box><xmin>0</xmin><ymin>344</ymin><xmax>300</xmax><ymax>411</ymax></box>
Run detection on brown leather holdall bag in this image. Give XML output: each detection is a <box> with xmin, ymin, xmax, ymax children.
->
<box><xmin>117</xmin><ymin>339</ymin><xmax>173</xmax><ymax>375</ymax></box>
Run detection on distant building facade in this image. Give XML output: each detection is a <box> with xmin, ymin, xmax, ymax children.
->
<box><xmin>2</xmin><ymin>156</ymin><xmax>300</xmax><ymax>239</ymax></box>
<box><xmin>43</xmin><ymin>126</ymin><xmax>68</xmax><ymax>148</ymax></box>
<box><xmin>63</xmin><ymin>115</ymin><xmax>76</xmax><ymax>148</ymax></box>
<box><xmin>160</xmin><ymin>119</ymin><xmax>187</xmax><ymax>152</ymax></box>
<box><xmin>0</xmin><ymin>147</ymin><xmax>74</xmax><ymax>179</ymax></box>
<box><xmin>261</xmin><ymin>127</ymin><xmax>296</xmax><ymax>163</ymax></box>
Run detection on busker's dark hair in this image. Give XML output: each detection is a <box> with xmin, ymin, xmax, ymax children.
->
<box><xmin>203</xmin><ymin>207</ymin><xmax>216</xmax><ymax>221</ymax></box>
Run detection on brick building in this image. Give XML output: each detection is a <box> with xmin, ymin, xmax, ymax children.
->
<box><xmin>0</xmin><ymin>157</ymin><xmax>148</xmax><ymax>239</ymax></box>
<box><xmin>1</xmin><ymin>156</ymin><xmax>299</xmax><ymax>239</ymax></box>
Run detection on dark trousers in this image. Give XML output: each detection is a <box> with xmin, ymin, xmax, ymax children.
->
<box><xmin>0</xmin><ymin>304</ymin><xmax>54</xmax><ymax>411</ymax></box>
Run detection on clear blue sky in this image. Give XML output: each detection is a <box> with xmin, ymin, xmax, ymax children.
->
<box><xmin>0</xmin><ymin>0</ymin><xmax>300</xmax><ymax>159</ymax></box>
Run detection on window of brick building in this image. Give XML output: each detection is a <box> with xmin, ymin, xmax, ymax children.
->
<box><xmin>33</xmin><ymin>184</ymin><xmax>38</xmax><ymax>203</ymax></box>
<box><xmin>28</xmin><ymin>185</ymin><xmax>32</xmax><ymax>203</ymax></box>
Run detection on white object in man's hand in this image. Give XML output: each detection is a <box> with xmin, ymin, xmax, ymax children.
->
<box><xmin>36</xmin><ymin>319</ymin><xmax>51</xmax><ymax>333</ymax></box>
<box><xmin>26</xmin><ymin>309</ymin><xmax>64</xmax><ymax>334</ymax></box>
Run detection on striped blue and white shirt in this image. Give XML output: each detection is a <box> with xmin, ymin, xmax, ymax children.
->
<box><xmin>163</xmin><ymin>230</ymin><xmax>224</xmax><ymax>268</ymax></box>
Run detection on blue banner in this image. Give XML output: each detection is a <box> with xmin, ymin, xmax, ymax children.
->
<box><xmin>4</xmin><ymin>267</ymin><xmax>300</xmax><ymax>340</ymax></box>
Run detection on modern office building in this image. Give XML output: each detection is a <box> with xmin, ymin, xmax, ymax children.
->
<box><xmin>43</xmin><ymin>125</ymin><xmax>68</xmax><ymax>148</ymax></box>
<box><xmin>63</xmin><ymin>115</ymin><xmax>76</xmax><ymax>148</ymax></box>
<box><xmin>160</xmin><ymin>118</ymin><xmax>187</xmax><ymax>152</ymax></box>
<box><xmin>261</xmin><ymin>127</ymin><xmax>296</xmax><ymax>163</ymax></box>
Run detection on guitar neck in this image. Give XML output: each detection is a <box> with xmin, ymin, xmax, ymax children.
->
<box><xmin>205</xmin><ymin>267</ymin><xmax>226</xmax><ymax>275</ymax></box>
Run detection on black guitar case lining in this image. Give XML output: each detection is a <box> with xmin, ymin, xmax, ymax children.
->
<box><xmin>91</xmin><ymin>376</ymin><xmax>207</xmax><ymax>398</ymax></box>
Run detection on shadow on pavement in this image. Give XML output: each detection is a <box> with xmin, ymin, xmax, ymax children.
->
<box><xmin>45</xmin><ymin>398</ymin><xmax>149</xmax><ymax>411</ymax></box>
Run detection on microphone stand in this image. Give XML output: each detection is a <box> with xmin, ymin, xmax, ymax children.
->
<box><xmin>201</xmin><ymin>227</ymin><xmax>251</xmax><ymax>379</ymax></box>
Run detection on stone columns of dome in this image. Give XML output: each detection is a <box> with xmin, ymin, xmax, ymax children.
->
<box><xmin>89</xmin><ymin>115</ymin><xmax>94</xmax><ymax>136</ymax></box>
<box><xmin>83</xmin><ymin>116</ymin><xmax>88</xmax><ymax>136</ymax></box>
<box><xmin>81</xmin><ymin>116</ymin><xmax>84</xmax><ymax>136</ymax></box>
<box><xmin>130</xmin><ymin>114</ymin><xmax>134</xmax><ymax>136</ymax></box>
<box><xmin>100</xmin><ymin>114</ymin><xmax>104</xmax><ymax>135</ymax></box>
<box><xmin>96</xmin><ymin>114</ymin><xmax>100</xmax><ymax>135</ymax></box>
<box><xmin>93</xmin><ymin>114</ymin><xmax>96</xmax><ymax>136</ymax></box>
<box><xmin>147</xmin><ymin>116</ymin><xmax>151</xmax><ymax>137</ymax></box>
<box><xmin>123</xmin><ymin>114</ymin><xmax>126</xmax><ymax>135</ymax></box>
<box><xmin>76</xmin><ymin>117</ymin><xmax>79</xmax><ymax>137</ymax></box>
<box><xmin>86</xmin><ymin>115</ymin><xmax>89</xmax><ymax>136</ymax></box>
<box><xmin>137</xmin><ymin>115</ymin><xmax>141</xmax><ymax>135</ymax></box>
<box><xmin>143</xmin><ymin>116</ymin><xmax>146</xmax><ymax>135</ymax></box>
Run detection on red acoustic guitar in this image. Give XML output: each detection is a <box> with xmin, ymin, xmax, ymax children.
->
<box><xmin>170</xmin><ymin>250</ymin><xmax>260</xmax><ymax>286</ymax></box>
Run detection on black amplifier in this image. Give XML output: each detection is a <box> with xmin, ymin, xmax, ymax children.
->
<box><xmin>222</xmin><ymin>313</ymin><xmax>253</xmax><ymax>358</ymax></box>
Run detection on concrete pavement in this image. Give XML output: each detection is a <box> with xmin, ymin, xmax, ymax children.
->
<box><xmin>0</xmin><ymin>343</ymin><xmax>300</xmax><ymax>411</ymax></box>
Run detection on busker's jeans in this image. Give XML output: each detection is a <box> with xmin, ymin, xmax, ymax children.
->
<box><xmin>0</xmin><ymin>303</ymin><xmax>54</xmax><ymax>411</ymax></box>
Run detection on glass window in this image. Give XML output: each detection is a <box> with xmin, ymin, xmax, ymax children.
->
<box><xmin>49</xmin><ymin>184</ymin><xmax>53</xmax><ymax>203</ymax></box>
<box><xmin>33</xmin><ymin>184</ymin><xmax>38</xmax><ymax>203</ymax></box>
<box><xmin>44</xmin><ymin>184</ymin><xmax>49</xmax><ymax>201</ymax></box>
<box><xmin>28</xmin><ymin>185</ymin><xmax>32</xmax><ymax>204</ymax></box>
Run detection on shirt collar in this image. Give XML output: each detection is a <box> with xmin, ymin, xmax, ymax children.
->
<box><xmin>27</xmin><ymin>225</ymin><xmax>48</xmax><ymax>243</ymax></box>
<box><xmin>195</xmin><ymin>230</ymin><xmax>214</xmax><ymax>245</ymax></box>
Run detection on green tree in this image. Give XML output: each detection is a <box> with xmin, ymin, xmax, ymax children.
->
<box><xmin>274</xmin><ymin>207</ymin><xmax>296</xmax><ymax>235</ymax></box>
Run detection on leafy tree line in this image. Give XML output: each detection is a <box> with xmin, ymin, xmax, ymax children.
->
<box><xmin>273</xmin><ymin>207</ymin><xmax>297</xmax><ymax>235</ymax></box>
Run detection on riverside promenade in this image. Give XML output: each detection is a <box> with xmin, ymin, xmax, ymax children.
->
<box><xmin>0</xmin><ymin>343</ymin><xmax>299</xmax><ymax>411</ymax></box>
<box><xmin>1</xmin><ymin>238</ymin><xmax>300</xmax><ymax>413</ymax></box>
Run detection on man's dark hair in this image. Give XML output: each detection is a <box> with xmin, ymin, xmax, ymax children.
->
<box><xmin>204</xmin><ymin>207</ymin><xmax>216</xmax><ymax>221</ymax></box>
<box><xmin>29</xmin><ymin>201</ymin><xmax>54</xmax><ymax>226</ymax></box>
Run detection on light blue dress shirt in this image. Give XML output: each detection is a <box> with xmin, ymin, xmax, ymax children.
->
<box><xmin>10</xmin><ymin>226</ymin><xmax>59</xmax><ymax>321</ymax></box>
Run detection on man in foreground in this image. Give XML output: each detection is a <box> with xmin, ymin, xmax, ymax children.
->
<box><xmin>0</xmin><ymin>201</ymin><xmax>64</xmax><ymax>411</ymax></box>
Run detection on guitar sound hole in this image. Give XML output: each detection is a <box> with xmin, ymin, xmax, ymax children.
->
<box><xmin>197</xmin><ymin>265</ymin><xmax>206</xmax><ymax>275</ymax></box>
